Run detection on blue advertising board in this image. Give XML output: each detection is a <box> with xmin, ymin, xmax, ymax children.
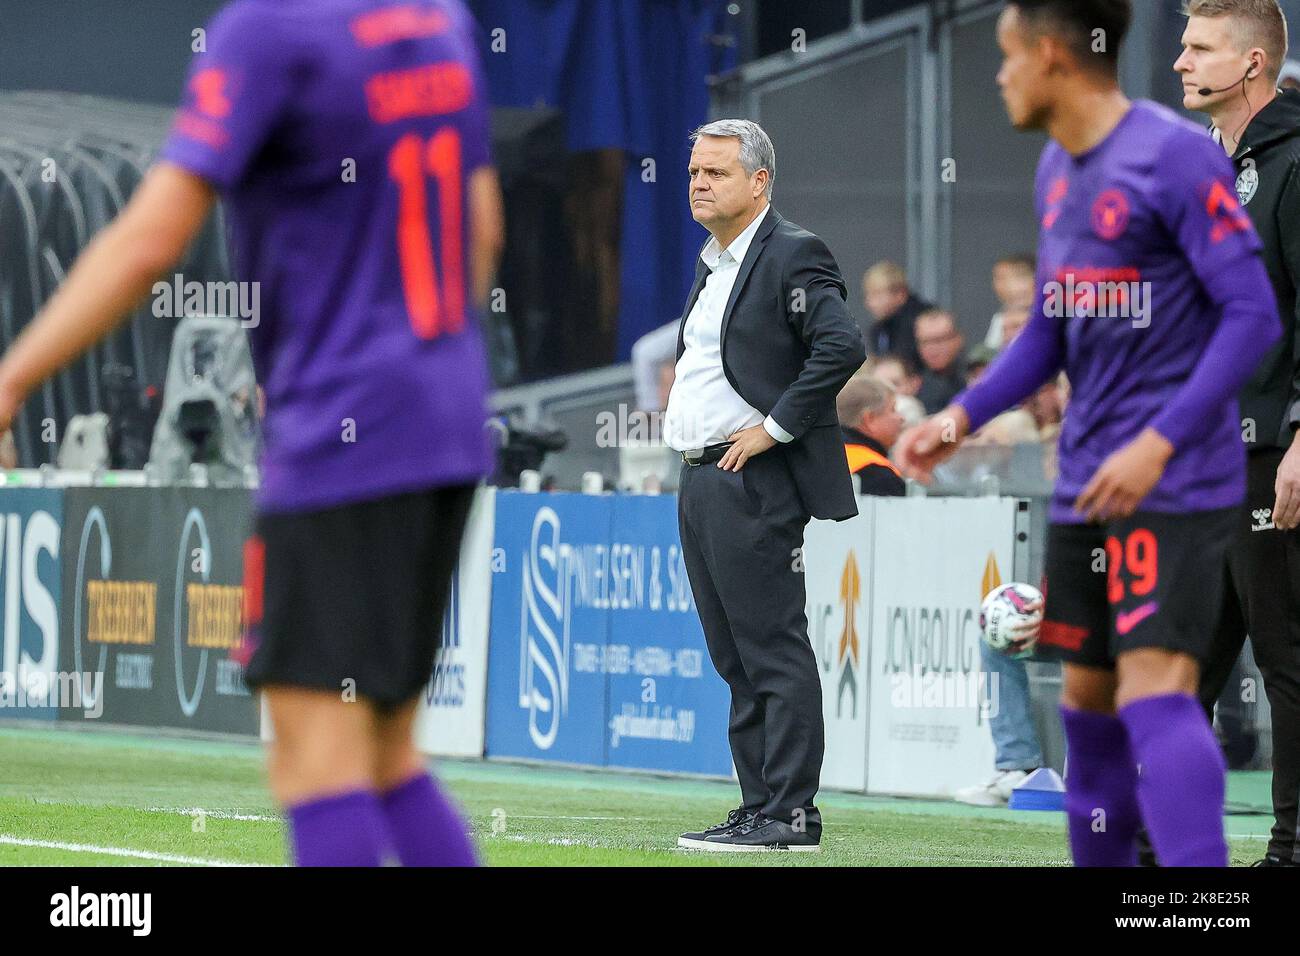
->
<box><xmin>603</xmin><ymin>494</ymin><xmax>731</xmax><ymax>776</ymax></box>
<box><xmin>485</xmin><ymin>491</ymin><xmax>613</xmax><ymax>766</ymax></box>
<box><xmin>0</xmin><ymin>487</ymin><xmax>64</xmax><ymax>722</ymax></box>
<box><xmin>485</xmin><ymin>491</ymin><xmax>732</xmax><ymax>778</ymax></box>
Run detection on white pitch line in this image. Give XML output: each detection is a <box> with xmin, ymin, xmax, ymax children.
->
<box><xmin>500</xmin><ymin>834</ymin><xmax>604</xmax><ymax>848</ymax></box>
<box><xmin>145</xmin><ymin>809</ymin><xmax>647</xmax><ymax>824</ymax></box>
<box><xmin>505</xmin><ymin>815</ymin><xmax>653</xmax><ymax>821</ymax></box>
<box><xmin>0</xmin><ymin>834</ymin><xmax>270</xmax><ymax>867</ymax></box>
<box><xmin>146</xmin><ymin>807</ymin><xmax>279</xmax><ymax>822</ymax></box>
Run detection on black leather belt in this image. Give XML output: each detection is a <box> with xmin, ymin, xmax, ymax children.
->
<box><xmin>681</xmin><ymin>442</ymin><xmax>734</xmax><ymax>466</ymax></box>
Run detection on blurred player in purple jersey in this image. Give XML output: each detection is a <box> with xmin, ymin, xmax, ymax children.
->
<box><xmin>0</xmin><ymin>0</ymin><xmax>504</xmax><ymax>866</ymax></box>
<box><xmin>898</xmin><ymin>0</ymin><xmax>1280</xmax><ymax>866</ymax></box>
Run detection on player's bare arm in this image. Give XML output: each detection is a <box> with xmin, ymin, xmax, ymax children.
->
<box><xmin>468</xmin><ymin>165</ymin><xmax>505</xmax><ymax>311</ymax></box>
<box><xmin>0</xmin><ymin>162</ymin><xmax>214</xmax><ymax>431</ymax></box>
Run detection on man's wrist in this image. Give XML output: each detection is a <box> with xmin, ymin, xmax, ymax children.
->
<box><xmin>763</xmin><ymin>415</ymin><xmax>794</xmax><ymax>444</ymax></box>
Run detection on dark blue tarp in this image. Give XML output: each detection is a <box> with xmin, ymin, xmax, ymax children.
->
<box><xmin>468</xmin><ymin>0</ymin><xmax>737</xmax><ymax>360</ymax></box>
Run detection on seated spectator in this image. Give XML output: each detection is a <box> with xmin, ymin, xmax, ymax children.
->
<box><xmin>870</xmin><ymin>353</ymin><xmax>926</xmax><ymax>427</ymax></box>
<box><xmin>1023</xmin><ymin>377</ymin><xmax>1064</xmax><ymax>440</ymax></box>
<box><xmin>964</xmin><ymin>344</ymin><xmax>998</xmax><ymax>387</ymax></box>
<box><xmin>967</xmin><ymin>408</ymin><xmax>1042</xmax><ymax>446</ymax></box>
<box><xmin>999</xmin><ymin>297</ymin><xmax>1031</xmax><ymax>347</ymax></box>
<box><xmin>984</xmin><ymin>253</ymin><xmax>1036</xmax><ymax>349</ymax></box>
<box><xmin>862</xmin><ymin>261</ymin><xmax>931</xmax><ymax>367</ymax></box>
<box><xmin>915</xmin><ymin>309</ymin><xmax>967</xmax><ymax>414</ymax></box>
<box><xmin>630</xmin><ymin>319</ymin><xmax>680</xmax><ymax>412</ymax></box>
<box><xmin>955</xmin><ymin>630</ymin><xmax>1046</xmax><ymax>807</ymax></box>
<box><xmin>1281</xmin><ymin>58</ymin><xmax>1300</xmax><ymax>91</ymax></box>
<box><xmin>836</xmin><ymin>376</ymin><xmax>905</xmax><ymax>496</ymax></box>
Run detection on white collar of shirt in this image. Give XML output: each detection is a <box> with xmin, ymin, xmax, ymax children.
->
<box><xmin>700</xmin><ymin>204</ymin><xmax>769</xmax><ymax>272</ymax></box>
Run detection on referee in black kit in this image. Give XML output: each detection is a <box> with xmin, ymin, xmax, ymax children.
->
<box><xmin>1175</xmin><ymin>0</ymin><xmax>1300</xmax><ymax>867</ymax></box>
<box><xmin>663</xmin><ymin>119</ymin><xmax>864</xmax><ymax>852</ymax></box>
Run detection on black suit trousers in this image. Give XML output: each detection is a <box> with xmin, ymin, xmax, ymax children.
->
<box><xmin>677</xmin><ymin>448</ymin><xmax>824</xmax><ymax>823</ymax></box>
<box><xmin>1201</xmin><ymin>447</ymin><xmax>1300</xmax><ymax>861</ymax></box>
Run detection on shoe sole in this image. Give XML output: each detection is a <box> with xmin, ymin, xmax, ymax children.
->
<box><xmin>676</xmin><ymin>836</ymin><xmax>821</xmax><ymax>852</ymax></box>
<box><xmin>952</xmin><ymin>793</ymin><xmax>1008</xmax><ymax>807</ymax></box>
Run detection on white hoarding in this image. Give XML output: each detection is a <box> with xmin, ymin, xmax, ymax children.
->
<box><xmin>415</xmin><ymin>485</ymin><xmax>496</xmax><ymax>757</ymax></box>
<box><xmin>864</xmin><ymin>497</ymin><xmax>1016</xmax><ymax>797</ymax></box>
<box><xmin>804</xmin><ymin>500</ymin><xmax>874</xmax><ymax>792</ymax></box>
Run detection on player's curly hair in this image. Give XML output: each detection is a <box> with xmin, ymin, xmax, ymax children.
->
<box><xmin>1008</xmin><ymin>0</ymin><xmax>1132</xmax><ymax>77</ymax></box>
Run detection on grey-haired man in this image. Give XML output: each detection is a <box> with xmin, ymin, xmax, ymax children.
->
<box><xmin>664</xmin><ymin>119</ymin><xmax>865</xmax><ymax>851</ymax></box>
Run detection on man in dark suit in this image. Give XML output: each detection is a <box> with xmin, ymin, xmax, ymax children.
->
<box><xmin>663</xmin><ymin>119</ymin><xmax>866</xmax><ymax>852</ymax></box>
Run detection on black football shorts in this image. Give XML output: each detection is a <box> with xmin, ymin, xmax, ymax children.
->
<box><xmin>242</xmin><ymin>484</ymin><xmax>476</xmax><ymax>710</ymax></box>
<box><xmin>1039</xmin><ymin>507</ymin><xmax>1237</xmax><ymax>668</ymax></box>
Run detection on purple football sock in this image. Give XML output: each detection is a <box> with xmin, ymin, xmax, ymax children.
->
<box><xmin>1061</xmin><ymin>706</ymin><xmax>1141</xmax><ymax>866</ymax></box>
<box><xmin>1119</xmin><ymin>693</ymin><xmax>1228</xmax><ymax>867</ymax></box>
<box><xmin>287</xmin><ymin>789</ymin><xmax>388</xmax><ymax>867</ymax></box>
<box><xmin>380</xmin><ymin>772</ymin><xmax>478</xmax><ymax>867</ymax></box>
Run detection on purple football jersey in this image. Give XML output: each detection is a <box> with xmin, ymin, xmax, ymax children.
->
<box><xmin>957</xmin><ymin>101</ymin><xmax>1280</xmax><ymax>524</ymax></box>
<box><xmin>161</xmin><ymin>0</ymin><xmax>494</xmax><ymax>513</ymax></box>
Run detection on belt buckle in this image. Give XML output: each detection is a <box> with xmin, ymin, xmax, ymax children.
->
<box><xmin>682</xmin><ymin>449</ymin><xmax>705</xmax><ymax>466</ymax></box>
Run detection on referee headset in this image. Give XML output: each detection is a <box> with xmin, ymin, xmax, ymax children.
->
<box><xmin>1197</xmin><ymin>65</ymin><xmax>1258</xmax><ymax>96</ymax></box>
<box><xmin>1198</xmin><ymin>52</ymin><xmax>1266</xmax><ymax>147</ymax></box>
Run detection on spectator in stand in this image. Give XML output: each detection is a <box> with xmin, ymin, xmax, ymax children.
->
<box><xmin>954</xmin><ymin>639</ymin><xmax>1045</xmax><ymax>808</ymax></box>
<box><xmin>868</xmin><ymin>353</ymin><xmax>926</xmax><ymax>426</ymax></box>
<box><xmin>966</xmin><ymin>407</ymin><xmax>1042</xmax><ymax>446</ymax></box>
<box><xmin>837</xmin><ymin>376</ymin><xmax>906</xmax><ymax>496</ymax></box>
<box><xmin>862</xmin><ymin>261</ymin><xmax>932</xmax><ymax>367</ymax></box>
<box><xmin>630</xmin><ymin>319</ymin><xmax>680</xmax><ymax>412</ymax></box>
<box><xmin>999</xmin><ymin>295</ymin><xmax>1032</xmax><ymax>348</ymax></box>
<box><xmin>983</xmin><ymin>253</ymin><xmax>1037</xmax><ymax>349</ymax></box>
<box><xmin>964</xmin><ymin>344</ymin><xmax>997</xmax><ymax>387</ymax></box>
<box><xmin>1024</xmin><ymin>377</ymin><xmax>1065</xmax><ymax>441</ymax></box>
<box><xmin>965</xmin><ymin>344</ymin><xmax>1055</xmax><ymax>447</ymax></box>
<box><xmin>915</xmin><ymin>309</ymin><xmax>967</xmax><ymax>414</ymax></box>
<box><xmin>1281</xmin><ymin>58</ymin><xmax>1300</xmax><ymax>91</ymax></box>
<box><xmin>656</xmin><ymin>362</ymin><xmax>675</xmax><ymax>412</ymax></box>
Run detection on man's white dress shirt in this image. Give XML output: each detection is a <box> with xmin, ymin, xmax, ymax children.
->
<box><xmin>662</xmin><ymin>206</ymin><xmax>795</xmax><ymax>452</ymax></box>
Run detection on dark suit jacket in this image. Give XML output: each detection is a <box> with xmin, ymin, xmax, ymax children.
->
<box><xmin>675</xmin><ymin>206</ymin><xmax>867</xmax><ymax>521</ymax></box>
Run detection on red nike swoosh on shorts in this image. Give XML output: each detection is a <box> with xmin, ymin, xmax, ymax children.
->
<box><xmin>1116</xmin><ymin>601</ymin><xmax>1159</xmax><ymax>636</ymax></box>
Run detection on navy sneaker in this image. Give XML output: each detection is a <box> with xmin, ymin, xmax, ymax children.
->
<box><xmin>677</xmin><ymin>807</ymin><xmax>758</xmax><ymax>849</ymax></box>
<box><xmin>697</xmin><ymin>813</ymin><xmax>821</xmax><ymax>853</ymax></box>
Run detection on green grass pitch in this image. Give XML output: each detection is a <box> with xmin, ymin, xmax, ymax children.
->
<box><xmin>0</xmin><ymin>724</ymin><xmax>1275</xmax><ymax>866</ymax></box>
